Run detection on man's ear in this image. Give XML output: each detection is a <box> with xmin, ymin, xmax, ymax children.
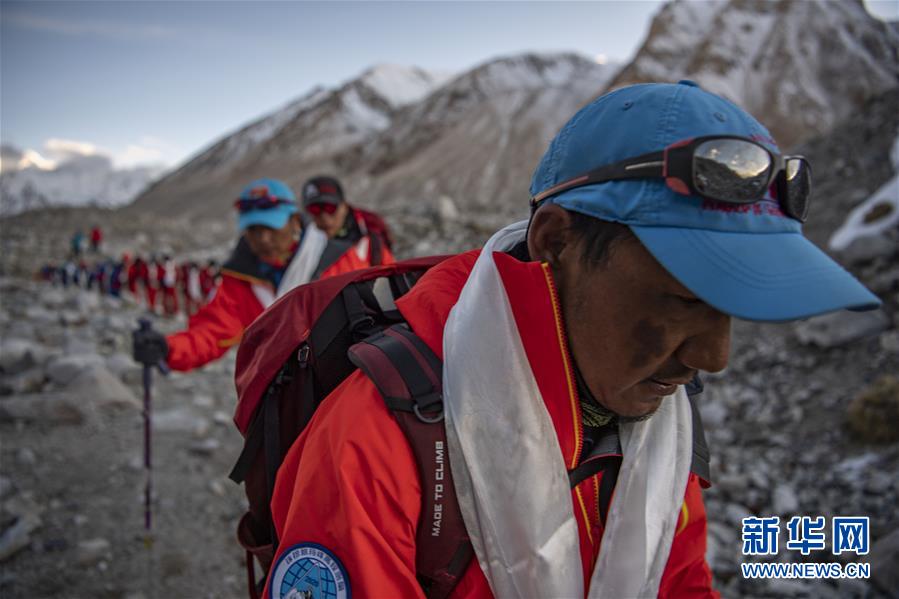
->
<box><xmin>527</xmin><ymin>203</ymin><xmax>574</xmax><ymax>268</ymax></box>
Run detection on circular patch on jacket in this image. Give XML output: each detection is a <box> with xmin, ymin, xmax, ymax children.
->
<box><xmin>269</xmin><ymin>543</ymin><xmax>350</xmax><ymax>599</ymax></box>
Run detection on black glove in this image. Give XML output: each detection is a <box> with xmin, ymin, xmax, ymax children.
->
<box><xmin>133</xmin><ymin>325</ymin><xmax>169</xmax><ymax>367</ymax></box>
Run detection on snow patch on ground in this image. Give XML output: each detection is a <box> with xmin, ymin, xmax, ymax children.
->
<box><xmin>829</xmin><ymin>131</ymin><xmax>899</xmax><ymax>251</ymax></box>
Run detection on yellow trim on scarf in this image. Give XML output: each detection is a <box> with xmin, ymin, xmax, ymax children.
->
<box><xmin>220</xmin><ymin>268</ymin><xmax>272</xmax><ymax>289</ymax></box>
<box><xmin>676</xmin><ymin>501</ymin><xmax>690</xmax><ymax>535</ymax></box>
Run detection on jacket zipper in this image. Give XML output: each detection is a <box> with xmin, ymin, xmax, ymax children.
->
<box><xmin>540</xmin><ymin>262</ymin><xmax>584</xmax><ymax>467</ymax></box>
<box><xmin>541</xmin><ymin>262</ymin><xmax>597</xmax><ymax>555</ymax></box>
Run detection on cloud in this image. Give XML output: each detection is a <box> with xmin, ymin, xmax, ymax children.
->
<box><xmin>44</xmin><ymin>138</ymin><xmax>99</xmax><ymax>162</ymax></box>
<box><xmin>3</xmin><ymin>11</ymin><xmax>176</xmax><ymax>41</ymax></box>
<box><xmin>115</xmin><ymin>144</ymin><xmax>164</xmax><ymax>168</ymax></box>
<box><xmin>2</xmin><ymin>137</ymin><xmax>175</xmax><ymax>173</ymax></box>
<box><xmin>110</xmin><ymin>136</ymin><xmax>177</xmax><ymax>168</ymax></box>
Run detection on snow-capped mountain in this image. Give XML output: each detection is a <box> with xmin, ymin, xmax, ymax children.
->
<box><xmin>133</xmin><ymin>64</ymin><xmax>454</xmax><ymax>217</ymax></box>
<box><xmin>341</xmin><ymin>53</ymin><xmax>617</xmax><ymax>215</ymax></box>
<box><xmin>605</xmin><ymin>0</ymin><xmax>899</xmax><ymax>148</ymax></box>
<box><xmin>0</xmin><ymin>145</ymin><xmax>165</xmax><ymax>216</ymax></box>
<box><xmin>130</xmin><ymin>53</ymin><xmax>615</xmax><ymax>219</ymax></box>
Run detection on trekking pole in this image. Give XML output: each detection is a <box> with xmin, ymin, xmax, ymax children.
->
<box><xmin>136</xmin><ymin>318</ymin><xmax>169</xmax><ymax>545</ymax></box>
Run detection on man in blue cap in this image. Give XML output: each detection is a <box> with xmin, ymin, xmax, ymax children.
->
<box><xmin>264</xmin><ymin>83</ymin><xmax>880</xmax><ymax>599</ymax></box>
<box><xmin>134</xmin><ymin>178</ymin><xmax>330</xmax><ymax>372</ymax></box>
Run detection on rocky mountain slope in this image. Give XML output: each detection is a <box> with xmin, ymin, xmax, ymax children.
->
<box><xmin>605</xmin><ymin>0</ymin><xmax>899</xmax><ymax>149</ymax></box>
<box><xmin>128</xmin><ymin>64</ymin><xmax>455</xmax><ymax>219</ymax></box>
<box><xmin>127</xmin><ymin>52</ymin><xmax>617</xmax><ymax>223</ymax></box>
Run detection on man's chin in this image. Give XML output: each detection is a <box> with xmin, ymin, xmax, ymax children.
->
<box><xmin>612</xmin><ymin>394</ymin><xmax>664</xmax><ymax>422</ymax></box>
<box><xmin>618</xmin><ymin>406</ymin><xmax>660</xmax><ymax>423</ymax></box>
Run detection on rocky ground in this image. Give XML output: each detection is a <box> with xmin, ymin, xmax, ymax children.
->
<box><xmin>0</xmin><ymin>283</ymin><xmax>247</xmax><ymax>597</ymax></box>
<box><xmin>1</xmin><ymin>217</ymin><xmax>897</xmax><ymax>598</ymax></box>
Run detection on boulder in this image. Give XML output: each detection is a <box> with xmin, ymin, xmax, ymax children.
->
<box><xmin>0</xmin><ymin>477</ymin><xmax>12</xmax><ymax>501</ymax></box>
<box><xmin>436</xmin><ymin>195</ymin><xmax>460</xmax><ymax>223</ymax></box>
<box><xmin>847</xmin><ymin>375</ymin><xmax>899</xmax><ymax>444</ymax></box>
<box><xmin>0</xmin><ymin>339</ymin><xmax>48</xmax><ymax>375</ymax></box>
<box><xmin>870</xmin><ymin>526</ymin><xmax>899</xmax><ymax>595</ymax></box>
<box><xmin>39</xmin><ymin>288</ymin><xmax>66</xmax><ymax>309</ymax></box>
<box><xmin>0</xmin><ymin>494</ymin><xmax>43</xmax><ymax>562</ymax></box>
<box><xmin>0</xmin><ymin>515</ymin><xmax>41</xmax><ymax>562</ymax></box>
<box><xmin>68</xmin><ymin>291</ymin><xmax>99</xmax><ymax>313</ymax></box>
<box><xmin>76</xmin><ymin>538</ymin><xmax>110</xmax><ymax>567</ymax></box>
<box><xmin>839</xmin><ymin>232</ymin><xmax>896</xmax><ymax>266</ymax></box>
<box><xmin>104</xmin><ymin>353</ymin><xmax>142</xmax><ymax>385</ymax></box>
<box><xmin>0</xmin><ymin>368</ymin><xmax>46</xmax><ymax>396</ymax></box>
<box><xmin>0</xmin><ymin>393</ymin><xmax>86</xmax><ymax>424</ymax></box>
<box><xmin>771</xmin><ymin>483</ymin><xmax>800</xmax><ymax>515</ymax></box>
<box><xmin>46</xmin><ymin>354</ymin><xmax>105</xmax><ymax>387</ymax></box>
<box><xmin>66</xmin><ymin>365</ymin><xmax>141</xmax><ymax>410</ymax></box>
<box><xmin>58</xmin><ymin>310</ymin><xmax>88</xmax><ymax>327</ymax></box>
<box><xmin>188</xmin><ymin>438</ymin><xmax>221</xmax><ymax>456</ymax></box>
<box><xmin>794</xmin><ymin>310</ymin><xmax>890</xmax><ymax>348</ymax></box>
<box><xmin>154</xmin><ymin>407</ymin><xmax>206</xmax><ymax>433</ymax></box>
<box><xmin>23</xmin><ymin>306</ymin><xmax>55</xmax><ymax>327</ymax></box>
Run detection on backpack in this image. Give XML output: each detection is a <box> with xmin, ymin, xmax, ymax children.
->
<box><xmin>228</xmin><ymin>255</ymin><xmax>713</xmax><ymax>599</ymax></box>
<box><xmin>228</xmin><ymin>256</ymin><xmax>472</xmax><ymax>599</ymax></box>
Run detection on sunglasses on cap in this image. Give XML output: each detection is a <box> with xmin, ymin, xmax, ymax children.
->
<box><xmin>530</xmin><ymin>135</ymin><xmax>812</xmax><ymax>222</ymax></box>
<box><xmin>306</xmin><ymin>202</ymin><xmax>339</xmax><ymax>216</ymax></box>
<box><xmin>233</xmin><ymin>194</ymin><xmax>293</xmax><ymax>213</ymax></box>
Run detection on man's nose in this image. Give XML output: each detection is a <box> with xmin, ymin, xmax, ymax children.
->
<box><xmin>256</xmin><ymin>229</ymin><xmax>274</xmax><ymax>245</ymax></box>
<box><xmin>676</xmin><ymin>311</ymin><xmax>731</xmax><ymax>374</ymax></box>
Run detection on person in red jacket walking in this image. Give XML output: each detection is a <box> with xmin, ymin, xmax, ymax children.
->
<box><xmin>145</xmin><ymin>256</ymin><xmax>161</xmax><ymax>313</ymax></box>
<box><xmin>90</xmin><ymin>225</ymin><xmax>103</xmax><ymax>253</ymax></box>
<box><xmin>160</xmin><ymin>255</ymin><xmax>179</xmax><ymax>316</ymax></box>
<box><xmin>263</xmin><ymin>83</ymin><xmax>880</xmax><ymax>598</ymax></box>
<box><xmin>199</xmin><ymin>259</ymin><xmax>220</xmax><ymax>305</ymax></box>
<box><xmin>133</xmin><ymin>178</ymin><xmax>394</xmax><ymax>372</ymax></box>
<box><xmin>301</xmin><ymin>175</ymin><xmax>394</xmax><ymax>273</ymax></box>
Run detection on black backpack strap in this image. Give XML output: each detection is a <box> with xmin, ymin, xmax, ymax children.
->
<box><xmin>369</xmin><ymin>233</ymin><xmax>383</xmax><ymax>266</ymax></box>
<box><xmin>312</xmin><ymin>238</ymin><xmax>353</xmax><ymax>280</ymax></box>
<box><xmin>349</xmin><ymin>324</ymin><xmax>472</xmax><ymax>599</ymax></box>
<box><xmin>686</xmin><ymin>374</ymin><xmax>712</xmax><ymax>487</ymax></box>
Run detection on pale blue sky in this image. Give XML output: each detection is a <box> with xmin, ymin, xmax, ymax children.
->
<box><xmin>2</xmin><ymin>1</ymin><xmax>896</xmax><ymax>170</ymax></box>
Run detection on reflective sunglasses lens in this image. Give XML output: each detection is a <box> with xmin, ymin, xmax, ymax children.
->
<box><xmin>784</xmin><ymin>157</ymin><xmax>811</xmax><ymax>221</ymax></box>
<box><xmin>308</xmin><ymin>203</ymin><xmax>336</xmax><ymax>215</ymax></box>
<box><xmin>693</xmin><ymin>139</ymin><xmax>773</xmax><ymax>203</ymax></box>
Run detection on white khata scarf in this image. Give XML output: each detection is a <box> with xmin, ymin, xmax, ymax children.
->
<box><xmin>442</xmin><ymin>220</ymin><xmax>693</xmax><ymax>598</ymax></box>
<box><xmin>252</xmin><ymin>223</ymin><xmax>328</xmax><ymax>309</ymax></box>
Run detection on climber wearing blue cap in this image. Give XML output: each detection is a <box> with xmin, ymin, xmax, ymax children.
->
<box><xmin>134</xmin><ymin>178</ymin><xmax>333</xmax><ymax>371</ymax></box>
<box><xmin>265</xmin><ymin>83</ymin><xmax>881</xmax><ymax>599</ymax></box>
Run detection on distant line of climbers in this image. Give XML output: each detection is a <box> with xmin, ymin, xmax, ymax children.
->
<box><xmin>38</xmin><ymin>255</ymin><xmax>222</xmax><ymax>317</ymax></box>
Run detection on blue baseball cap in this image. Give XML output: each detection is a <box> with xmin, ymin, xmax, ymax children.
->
<box><xmin>236</xmin><ymin>178</ymin><xmax>299</xmax><ymax>231</ymax></box>
<box><xmin>530</xmin><ymin>81</ymin><xmax>881</xmax><ymax>322</ymax></box>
